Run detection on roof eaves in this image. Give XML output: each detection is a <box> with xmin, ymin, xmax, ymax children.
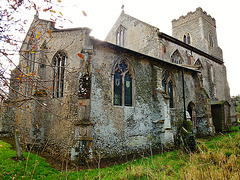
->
<box><xmin>92</xmin><ymin>38</ymin><xmax>201</xmax><ymax>73</ymax></box>
<box><xmin>158</xmin><ymin>32</ymin><xmax>224</xmax><ymax>65</ymax></box>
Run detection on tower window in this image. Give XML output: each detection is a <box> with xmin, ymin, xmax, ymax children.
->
<box><xmin>187</xmin><ymin>33</ymin><xmax>191</xmax><ymax>44</ymax></box>
<box><xmin>183</xmin><ymin>33</ymin><xmax>191</xmax><ymax>44</ymax></box>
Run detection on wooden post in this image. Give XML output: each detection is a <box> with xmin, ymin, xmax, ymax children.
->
<box><xmin>15</xmin><ymin>130</ymin><xmax>24</xmax><ymax>160</ymax></box>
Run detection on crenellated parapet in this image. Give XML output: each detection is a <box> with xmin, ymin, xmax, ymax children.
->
<box><xmin>172</xmin><ymin>7</ymin><xmax>216</xmax><ymax>28</ymax></box>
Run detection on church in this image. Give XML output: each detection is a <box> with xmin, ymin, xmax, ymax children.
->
<box><xmin>2</xmin><ymin>7</ymin><xmax>235</xmax><ymax>161</ymax></box>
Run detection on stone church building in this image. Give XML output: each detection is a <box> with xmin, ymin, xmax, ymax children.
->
<box><xmin>2</xmin><ymin>7</ymin><xmax>235</xmax><ymax>161</ymax></box>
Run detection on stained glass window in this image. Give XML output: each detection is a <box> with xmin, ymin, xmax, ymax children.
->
<box><xmin>113</xmin><ymin>60</ymin><xmax>133</xmax><ymax>106</ymax></box>
<box><xmin>168</xmin><ymin>81</ymin><xmax>173</xmax><ymax>108</ymax></box>
<box><xmin>114</xmin><ymin>70</ymin><xmax>122</xmax><ymax>105</ymax></box>
<box><xmin>124</xmin><ymin>72</ymin><xmax>132</xmax><ymax>106</ymax></box>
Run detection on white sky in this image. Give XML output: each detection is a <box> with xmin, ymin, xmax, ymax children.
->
<box><xmin>4</xmin><ymin>0</ymin><xmax>240</xmax><ymax>96</ymax></box>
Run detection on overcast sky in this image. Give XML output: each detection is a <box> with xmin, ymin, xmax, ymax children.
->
<box><xmin>9</xmin><ymin>0</ymin><xmax>240</xmax><ymax>96</ymax></box>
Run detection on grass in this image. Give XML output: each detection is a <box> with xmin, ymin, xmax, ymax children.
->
<box><xmin>1</xmin><ymin>131</ymin><xmax>240</xmax><ymax>179</ymax></box>
<box><xmin>0</xmin><ymin>140</ymin><xmax>58</xmax><ymax>179</ymax></box>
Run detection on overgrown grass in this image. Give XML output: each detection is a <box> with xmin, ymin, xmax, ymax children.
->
<box><xmin>0</xmin><ymin>140</ymin><xmax>58</xmax><ymax>179</ymax></box>
<box><xmin>1</xmin><ymin>132</ymin><xmax>240</xmax><ymax>179</ymax></box>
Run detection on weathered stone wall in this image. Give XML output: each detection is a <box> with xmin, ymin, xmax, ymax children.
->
<box><xmin>105</xmin><ymin>11</ymin><xmax>160</xmax><ymax>59</ymax></box>
<box><xmin>89</xmin><ymin>42</ymin><xmax>213</xmax><ymax>157</ymax></box>
<box><xmin>14</xmin><ymin>16</ymin><xmax>93</xmax><ymax>156</ymax></box>
<box><xmin>90</xmin><ymin>45</ymin><xmax>158</xmax><ymax>157</ymax></box>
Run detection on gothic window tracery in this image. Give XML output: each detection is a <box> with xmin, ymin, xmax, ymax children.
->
<box><xmin>171</xmin><ymin>50</ymin><xmax>183</xmax><ymax>64</ymax></box>
<box><xmin>162</xmin><ymin>71</ymin><xmax>174</xmax><ymax>108</ymax></box>
<box><xmin>24</xmin><ymin>33</ymin><xmax>37</xmax><ymax>96</ymax></box>
<box><xmin>52</xmin><ymin>51</ymin><xmax>66</xmax><ymax>98</ymax></box>
<box><xmin>116</xmin><ymin>25</ymin><xmax>126</xmax><ymax>47</ymax></box>
<box><xmin>113</xmin><ymin>59</ymin><xmax>133</xmax><ymax>106</ymax></box>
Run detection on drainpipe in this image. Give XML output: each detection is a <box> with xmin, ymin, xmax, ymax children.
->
<box><xmin>182</xmin><ymin>68</ymin><xmax>186</xmax><ymax>121</ymax></box>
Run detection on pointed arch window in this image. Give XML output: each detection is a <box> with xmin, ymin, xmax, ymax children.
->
<box><xmin>187</xmin><ymin>33</ymin><xmax>191</xmax><ymax>44</ymax></box>
<box><xmin>25</xmin><ymin>33</ymin><xmax>37</xmax><ymax>73</ymax></box>
<box><xmin>116</xmin><ymin>25</ymin><xmax>126</xmax><ymax>47</ymax></box>
<box><xmin>24</xmin><ymin>33</ymin><xmax>37</xmax><ymax>96</ymax></box>
<box><xmin>168</xmin><ymin>81</ymin><xmax>173</xmax><ymax>108</ymax></box>
<box><xmin>171</xmin><ymin>50</ymin><xmax>183</xmax><ymax>64</ymax></box>
<box><xmin>52</xmin><ymin>51</ymin><xmax>66</xmax><ymax>98</ymax></box>
<box><xmin>113</xmin><ymin>60</ymin><xmax>133</xmax><ymax>106</ymax></box>
<box><xmin>183</xmin><ymin>33</ymin><xmax>191</xmax><ymax>44</ymax></box>
<box><xmin>183</xmin><ymin>35</ymin><xmax>187</xmax><ymax>43</ymax></box>
<box><xmin>162</xmin><ymin>71</ymin><xmax>174</xmax><ymax>108</ymax></box>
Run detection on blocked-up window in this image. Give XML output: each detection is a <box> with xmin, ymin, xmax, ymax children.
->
<box><xmin>52</xmin><ymin>51</ymin><xmax>66</xmax><ymax>98</ymax></box>
<box><xmin>209</xmin><ymin>33</ymin><xmax>213</xmax><ymax>47</ymax></box>
<box><xmin>113</xmin><ymin>60</ymin><xmax>133</xmax><ymax>106</ymax></box>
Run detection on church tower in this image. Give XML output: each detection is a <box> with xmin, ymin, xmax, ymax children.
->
<box><xmin>172</xmin><ymin>7</ymin><xmax>223</xmax><ymax>60</ymax></box>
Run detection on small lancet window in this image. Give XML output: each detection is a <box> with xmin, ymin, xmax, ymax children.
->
<box><xmin>171</xmin><ymin>50</ymin><xmax>183</xmax><ymax>64</ymax></box>
<box><xmin>183</xmin><ymin>33</ymin><xmax>191</xmax><ymax>44</ymax></box>
<box><xmin>113</xmin><ymin>60</ymin><xmax>133</xmax><ymax>106</ymax></box>
<box><xmin>168</xmin><ymin>81</ymin><xmax>174</xmax><ymax>108</ymax></box>
<box><xmin>183</xmin><ymin>35</ymin><xmax>187</xmax><ymax>43</ymax></box>
<box><xmin>124</xmin><ymin>72</ymin><xmax>132</xmax><ymax>106</ymax></box>
<box><xmin>162</xmin><ymin>71</ymin><xmax>174</xmax><ymax>108</ymax></box>
<box><xmin>52</xmin><ymin>51</ymin><xmax>66</xmax><ymax>98</ymax></box>
<box><xmin>187</xmin><ymin>33</ymin><xmax>191</xmax><ymax>44</ymax></box>
<box><xmin>116</xmin><ymin>25</ymin><xmax>126</xmax><ymax>47</ymax></box>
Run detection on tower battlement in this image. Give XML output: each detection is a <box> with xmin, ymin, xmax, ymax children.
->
<box><xmin>172</xmin><ymin>7</ymin><xmax>216</xmax><ymax>28</ymax></box>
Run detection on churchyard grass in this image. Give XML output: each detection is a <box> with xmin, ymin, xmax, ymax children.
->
<box><xmin>1</xmin><ymin>130</ymin><xmax>240</xmax><ymax>179</ymax></box>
